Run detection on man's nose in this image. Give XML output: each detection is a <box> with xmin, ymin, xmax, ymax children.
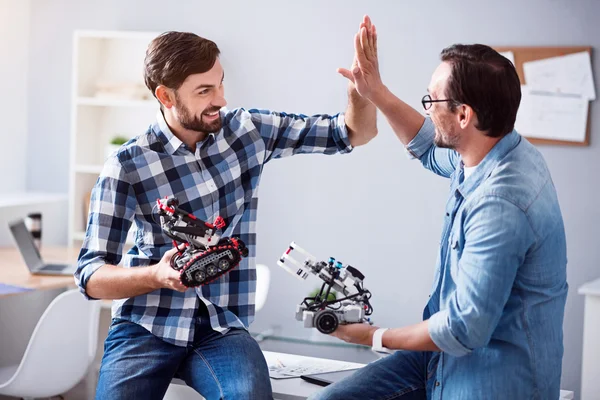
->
<box><xmin>213</xmin><ymin>95</ymin><xmax>227</xmax><ymax>108</ymax></box>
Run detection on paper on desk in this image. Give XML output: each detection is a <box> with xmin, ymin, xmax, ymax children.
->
<box><xmin>523</xmin><ymin>51</ymin><xmax>596</xmax><ymax>100</ymax></box>
<box><xmin>499</xmin><ymin>51</ymin><xmax>515</xmax><ymax>65</ymax></box>
<box><xmin>515</xmin><ymin>85</ymin><xmax>588</xmax><ymax>142</ymax></box>
<box><xmin>0</xmin><ymin>283</ymin><xmax>34</xmax><ymax>296</ymax></box>
<box><xmin>268</xmin><ymin>358</ymin><xmax>361</xmax><ymax>380</ymax></box>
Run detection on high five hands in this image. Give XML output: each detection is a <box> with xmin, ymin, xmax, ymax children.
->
<box><xmin>337</xmin><ymin>15</ymin><xmax>384</xmax><ymax>102</ymax></box>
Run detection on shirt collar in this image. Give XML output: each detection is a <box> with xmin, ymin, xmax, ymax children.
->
<box><xmin>152</xmin><ymin>110</ymin><xmax>217</xmax><ymax>155</ymax></box>
<box><xmin>457</xmin><ymin>130</ymin><xmax>521</xmax><ymax>197</ymax></box>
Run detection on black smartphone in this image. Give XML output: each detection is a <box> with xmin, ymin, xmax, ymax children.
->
<box><xmin>300</xmin><ymin>369</ymin><xmax>359</xmax><ymax>387</ymax></box>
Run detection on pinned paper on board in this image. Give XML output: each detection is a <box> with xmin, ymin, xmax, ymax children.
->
<box><xmin>515</xmin><ymin>85</ymin><xmax>589</xmax><ymax>143</ymax></box>
<box><xmin>494</xmin><ymin>46</ymin><xmax>594</xmax><ymax>145</ymax></box>
<box><xmin>523</xmin><ymin>51</ymin><xmax>596</xmax><ymax>100</ymax></box>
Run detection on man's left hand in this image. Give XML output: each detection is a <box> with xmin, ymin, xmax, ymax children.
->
<box><xmin>331</xmin><ymin>323</ymin><xmax>378</xmax><ymax>346</ymax></box>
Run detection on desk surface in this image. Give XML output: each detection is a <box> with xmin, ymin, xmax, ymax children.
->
<box><xmin>0</xmin><ymin>246</ymin><xmax>78</xmax><ymax>296</ymax></box>
<box><xmin>579</xmin><ymin>277</ymin><xmax>600</xmax><ymax>296</ymax></box>
<box><xmin>170</xmin><ymin>351</ymin><xmax>366</xmax><ymax>400</ymax></box>
<box><xmin>263</xmin><ymin>351</ymin><xmax>365</xmax><ymax>400</ymax></box>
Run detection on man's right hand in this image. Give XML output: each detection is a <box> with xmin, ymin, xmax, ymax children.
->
<box><xmin>337</xmin><ymin>15</ymin><xmax>384</xmax><ymax>103</ymax></box>
<box><xmin>151</xmin><ymin>247</ymin><xmax>188</xmax><ymax>292</ymax></box>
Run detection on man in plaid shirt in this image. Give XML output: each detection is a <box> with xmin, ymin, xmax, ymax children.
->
<box><xmin>75</xmin><ymin>21</ymin><xmax>377</xmax><ymax>400</ymax></box>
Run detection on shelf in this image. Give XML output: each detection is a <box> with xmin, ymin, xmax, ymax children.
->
<box><xmin>70</xmin><ymin>30</ymin><xmax>156</xmax><ymax>249</ymax></box>
<box><xmin>73</xmin><ymin>231</ymin><xmax>86</xmax><ymax>241</ymax></box>
<box><xmin>0</xmin><ymin>192</ymin><xmax>68</xmax><ymax>208</ymax></box>
<box><xmin>74</xmin><ymin>164</ymin><xmax>103</xmax><ymax>174</ymax></box>
<box><xmin>76</xmin><ymin>97</ymin><xmax>157</xmax><ymax>108</ymax></box>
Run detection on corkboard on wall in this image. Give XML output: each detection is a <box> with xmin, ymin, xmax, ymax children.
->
<box><xmin>494</xmin><ymin>46</ymin><xmax>593</xmax><ymax>146</ymax></box>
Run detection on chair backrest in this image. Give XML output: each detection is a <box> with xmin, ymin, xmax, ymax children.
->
<box><xmin>255</xmin><ymin>264</ymin><xmax>271</xmax><ymax>312</ymax></box>
<box><xmin>2</xmin><ymin>289</ymin><xmax>101</xmax><ymax>398</ymax></box>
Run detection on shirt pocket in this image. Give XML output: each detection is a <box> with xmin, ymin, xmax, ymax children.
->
<box><xmin>448</xmin><ymin>228</ymin><xmax>465</xmax><ymax>282</ymax></box>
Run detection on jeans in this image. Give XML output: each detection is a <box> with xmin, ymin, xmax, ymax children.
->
<box><xmin>308</xmin><ymin>351</ymin><xmax>439</xmax><ymax>400</ymax></box>
<box><xmin>95</xmin><ymin>318</ymin><xmax>272</xmax><ymax>400</ymax></box>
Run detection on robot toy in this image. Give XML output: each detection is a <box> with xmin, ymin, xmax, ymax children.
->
<box><xmin>156</xmin><ymin>196</ymin><xmax>248</xmax><ymax>287</ymax></box>
<box><xmin>277</xmin><ymin>242</ymin><xmax>373</xmax><ymax>334</ymax></box>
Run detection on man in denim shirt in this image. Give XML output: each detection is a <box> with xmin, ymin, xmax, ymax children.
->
<box><xmin>312</xmin><ymin>17</ymin><xmax>567</xmax><ymax>400</ymax></box>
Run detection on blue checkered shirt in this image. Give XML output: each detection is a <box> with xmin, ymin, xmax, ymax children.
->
<box><xmin>75</xmin><ymin>108</ymin><xmax>353</xmax><ymax>346</ymax></box>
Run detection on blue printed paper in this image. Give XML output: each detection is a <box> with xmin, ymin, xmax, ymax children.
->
<box><xmin>0</xmin><ymin>283</ymin><xmax>34</xmax><ymax>296</ymax></box>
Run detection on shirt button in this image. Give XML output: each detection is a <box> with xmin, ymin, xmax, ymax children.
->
<box><xmin>435</xmin><ymin>381</ymin><xmax>440</xmax><ymax>387</ymax></box>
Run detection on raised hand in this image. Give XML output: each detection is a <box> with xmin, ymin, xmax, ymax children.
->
<box><xmin>337</xmin><ymin>15</ymin><xmax>383</xmax><ymax>101</ymax></box>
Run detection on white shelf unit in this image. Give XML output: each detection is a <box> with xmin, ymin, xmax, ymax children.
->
<box><xmin>69</xmin><ymin>30</ymin><xmax>160</xmax><ymax>249</ymax></box>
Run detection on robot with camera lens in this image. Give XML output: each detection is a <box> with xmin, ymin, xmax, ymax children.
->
<box><xmin>277</xmin><ymin>242</ymin><xmax>374</xmax><ymax>334</ymax></box>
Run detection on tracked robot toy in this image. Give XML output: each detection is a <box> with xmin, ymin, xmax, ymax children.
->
<box><xmin>277</xmin><ymin>242</ymin><xmax>373</xmax><ymax>334</ymax></box>
<box><xmin>156</xmin><ymin>196</ymin><xmax>248</xmax><ymax>287</ymax></box>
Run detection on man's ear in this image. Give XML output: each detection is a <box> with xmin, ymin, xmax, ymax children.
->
<box><xmin>457</xmin><ymin>104</ymin><xmax>474</xmax><ymax>129</ymax></box>
<box><xmin>155</xmin><ymin>86</ymin><xmax>175</xmax><ymax>109</ymax></box>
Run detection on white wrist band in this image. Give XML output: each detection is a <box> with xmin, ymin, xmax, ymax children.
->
<box><xmin>372</xmin><ymin>328</ymin><xmax>392</xmax><ymax>354</ymax></box>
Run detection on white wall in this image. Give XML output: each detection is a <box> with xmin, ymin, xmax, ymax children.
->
<box><xmin>0</xmin><ymin>0</ymin><xmax>30</xmax><ymax>193</ymax></box>
<box><xmin>23</xmin><ymin>0</ymin><xmax>600</xmax><ymax>395</ymax></box>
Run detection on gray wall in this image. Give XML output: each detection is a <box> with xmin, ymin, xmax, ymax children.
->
<box><xmin>0</xmin><ymin>0</ymin><xmax>29</xmax><ymax>193</ymax></box>
<box><xmin>24</xmin><ymin>0</ymin><xmax>600</xmax><ymax>395</ymax></box>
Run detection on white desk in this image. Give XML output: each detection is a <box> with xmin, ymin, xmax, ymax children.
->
<box><xmin>166</xmin><ymin>350</ymin><xmax>575</xmax><ymax>400</ymax></box>
<box><xmin>264</xmin><ymin>351</ymin><xmax>364</xmax><ymax>400</ymax></box>
<box><xmin>579</xmin><ymin>277</ymin><xmax>600</xmax><ymax>400</ymax></box>
<box><xmin>166</xmin><ymin>351</ymin><xmax>366</xmax><ymax>400</ymax></box>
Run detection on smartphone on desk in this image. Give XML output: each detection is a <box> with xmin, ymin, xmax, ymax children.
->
<box><xmin>300</xmin><ymin>369</ymin><xmax>359</xmax><ymax>387</ymax></box>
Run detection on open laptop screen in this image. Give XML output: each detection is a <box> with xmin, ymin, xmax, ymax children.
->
<box><xmin>9</xmin><ymin>219</ymin><xmax>43</xmax><ymax>271</ymax></box>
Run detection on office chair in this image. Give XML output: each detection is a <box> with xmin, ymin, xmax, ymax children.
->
<box><xmin>0</xmin><ymin>289</ymin><xmax>101</xmax><ymax>399</ymax></box>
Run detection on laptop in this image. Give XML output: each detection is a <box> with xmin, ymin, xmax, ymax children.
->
<box><xmin>8</xmin><ymin>219</ymin><xmax>76</xmax><ymax>276</ymax></box>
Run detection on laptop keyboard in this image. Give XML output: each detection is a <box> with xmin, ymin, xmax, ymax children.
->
<box><xmin>41</xmin><ymin>264</ymin><xmax>70</xmax><ymax>271</ymax></box>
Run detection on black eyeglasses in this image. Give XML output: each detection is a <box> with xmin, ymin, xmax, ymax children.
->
<box><xmin>421</xmin><ymin>94</ymin><xmax>454</xmax><ymax>111</ymax></box>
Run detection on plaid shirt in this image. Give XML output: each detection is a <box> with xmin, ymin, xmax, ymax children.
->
<box><xmin>75</xmin><ymin>108</ymin><xmax>353</xmax><ymax>346</ymax></box>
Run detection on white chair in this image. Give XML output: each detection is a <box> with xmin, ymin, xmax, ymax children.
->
<box><xmin>255</xmin><ymin>263</ymin><xmax>271</xmax><ymax>312</ymax></box>
<box><xmin>165</xmin><ymin>264</ymin><xmax>271</xmax><ymax>400</ymax></box>
<box><xmin>0</xmin><ymin>289</ymin><xmax>101</xmax><ymax>399</ymax></box>
<box><xmin>559</xmin><ymin>390</ymin><xmax>574</xmax><ymax>399</ymax></box>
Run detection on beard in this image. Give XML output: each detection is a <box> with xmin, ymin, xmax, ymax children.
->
<box><xmin>433</xmin><ymin>119</ymin><xmax>459</xmax><ymax>149</ymax></box>
<box><xmin>174</xmin><ymin>93</ymin><xmax>222</xmax><ymax>134</ymax></box>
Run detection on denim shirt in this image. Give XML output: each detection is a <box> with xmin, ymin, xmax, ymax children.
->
<box><xmin>407</xmin><ymin>119</ymin><xmax>568</xmax><ymax>399</ymax></box>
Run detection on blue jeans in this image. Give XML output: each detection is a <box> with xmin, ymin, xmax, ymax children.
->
<box><xmin>95</xmin><ymin>318</ymin><xmax>272</xmax><ymax>400</ymax></box>
<box><xmin>308</xmin><ymin>351</ymin><xmax>439</xmax><ymax>400</ymax></box>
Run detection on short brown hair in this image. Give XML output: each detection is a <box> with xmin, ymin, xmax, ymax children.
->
<box><xmin>144</xmin><ymin>31</ymin><xmax>220</xmax><ymax>97</ymax></box>
<box><xmin>440</xmin><ymin>44</ymin><xmax>521</xmax><ymax>138</ymax></box>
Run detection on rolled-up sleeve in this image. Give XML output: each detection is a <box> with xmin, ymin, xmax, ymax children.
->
<box><xmin>428</xmin><ymin>195</ymin><xmax>535</xmax><ymax>357</ymax></box>
<box><xmin>405</xmin><ymin>118</ymin><xmax>460</xmax><ymax>179</ymax></box>
<box><xmin>74</xmin><ymin>155</ymin><xmax>136</xmax><ymax>299</ymax></box>
<box><xmin>428</xmin><ymin>308</ymin><xmax>471</xmax><ymax>356</ymax></box>
<box><xmin>405</xmin><ymin>118</ymin><xmax>435</xmax><ymax>159</ymax></box>
<box><xmin>249</xmin><ymin>108</ymin><xmax>353</xmax><ymax>163</ymax></box>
